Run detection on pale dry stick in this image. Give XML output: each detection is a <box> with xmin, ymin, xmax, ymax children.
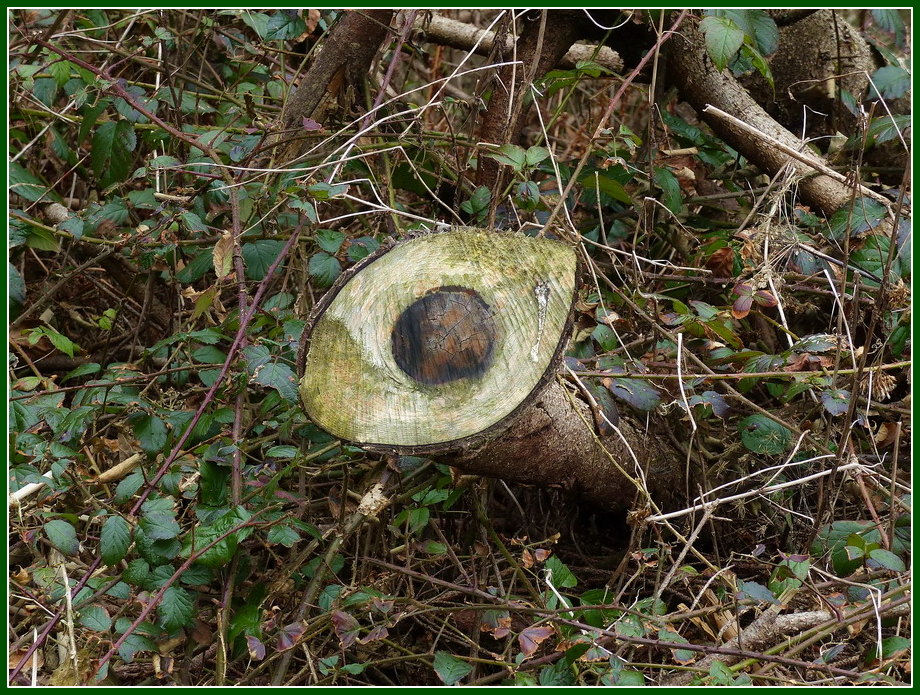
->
<box><xmin>580</xmin><ymin>233</ymin><xmax>713</xmax><ymax>274</ymax></box>
<box><xmin>416</xmin><ymin>12</ymin><xmax>623</xmax><ymax>72</ymax></box>
<box><xmin>652</xmin><ymin>505</ymin><xmax>714</xmax><ymax>603</ymax></box>
<box><xmin>31</xmin><ymin>629</ymin><xmax>39</xmax><ymax>686</ymax></box>
<box><xmin>331</xmin><ymin>192</ymin><xmax>439</xmax><ymax>227</ymax></box>
<box><xmin>9</xmin><ymin>470</ymin><xmax>54</xmax><ymax>507</ymax></box>
<box><xmin>821</xmin><ymin>267</ymin><xmax>859</xmax><ymax>375</ymax></box>
<box><xmin>758</xmin><ymin>204</ymin><xmax>796</xmax><ymax>349</ymax></box>
<box><xmin>698</xmin><ymin>438</ymin><xmax>830</xmax><ymax>501</ymax></box>
<box><xmin>646</xmin><ymin>461</ymin><xmax>870</xmax><ymax>523</ymax></box>
<box><xmin>60</xmin><ymin>564</ymin><xmax>79</xmax><ymax>678</ymax></box>
<box><xmin>675</xmin><ymin>333</ymin><xmax>696</xmax><ymax>433</ymax></box>
<box><xmin>702</xmin><ymin>105</ymin><xmax>895</xmax><ymax>209</ymax></box>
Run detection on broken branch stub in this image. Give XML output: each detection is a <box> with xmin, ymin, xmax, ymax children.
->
<box><xmin>297</xmin><ymin>228</ymin><xmax>578</xmax><ymax>454</ymax></box>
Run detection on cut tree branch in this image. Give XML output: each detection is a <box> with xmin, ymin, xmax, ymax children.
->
<box><xmin>414</xmin><ymin>12</ymin><xmax>622</xmax><ymax>73</ymax></box>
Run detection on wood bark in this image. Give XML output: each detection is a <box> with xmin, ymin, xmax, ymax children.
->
<box><xmin>444</xmin><ymin>380</ymin><xmax>684</xmax><ymax>511</ymax></box>
<box><xmin>475</xmin><ymin>10</ymin><xmax>587</xmax><ymax>196</ymax></box>
<box><xmin>273</xmin><ymin>9</ymin><xmax>395</xmax><ymax>161</ymax></box>
<box><xmin>413</xmin><ymin>13</ymin><xmax>622</xmax><ymax>73</ymax></box>
<box><xmin>666</xmin><ymin>21</ymin><xmax>889</xmax><ymax>219</ymax></box>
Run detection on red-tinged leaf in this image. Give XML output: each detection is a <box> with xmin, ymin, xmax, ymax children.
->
<box><xmin>276</xmin><ymin>622</ymin><xmax>307</xmax><ymax>651</ymax></box>
<box><xmin>705</xmin><ymin>246</ymin><xmax>735</xmax><ymax>276</ymax></box>
<box><xmin>331</xmin><ymin>610</ymin><xmax>361</xmax><ymax>648</ymax></box>
<box><xmin>480</xmin><ymin>610</ymin><xmax>511</xmax><ymax>639</ymax></box>
<box><xmin>754</xmin><ymin>289</ymin><xmax>778</xmax><ymax>307</ymax></box>
<box><xmin>522</xmin><ymin>549</ymin><xmax>535</xmax><ymax>568</ymax></box>
<box><xmin>246</xmin><ymin>635</ymin><xmax>266</xmax><ymax>660</ymax></box>
<box><xmin>372</xmin><ymin>597</ymin><xmax>394</xmax><ymax>614</ymax></box>
<box><xmin>533</xmin><ymin>548</ymin><xmax>551</xmax><ymax>562</ymax></box>
<box><xmin>732</xmin><ymin>294</ymin><xmax>753</xmax><ymax>319</ymax></box>
<box><xmin>519</xmin><ymin>625</ymin><xmax>555</xmax><ymax>657</ymax></box>
<box><xmin>359</xmin><ymin>625</ymin><xmax>389</xmax><ymax>644</ymax></box>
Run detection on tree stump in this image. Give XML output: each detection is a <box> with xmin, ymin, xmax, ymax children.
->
<box><xmin>298</xmin><ymin>228</ymin><xmax>682</xmax><ymax>511</ymax></box>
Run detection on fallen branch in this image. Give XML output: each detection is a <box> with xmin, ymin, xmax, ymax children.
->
<box><xmin>414</xmin><ymin>12</ymin><xmax>623</xmax><ymax>73</ymax></box>
<box><xmin>703</xmin><ymin>106</ymin><xmax>893</xmax><ymax>208</ymax></box>
<box><xmin>666</xmin><ymin>22</ymin><xmax>899</xmax><ymax>218</ymax></box>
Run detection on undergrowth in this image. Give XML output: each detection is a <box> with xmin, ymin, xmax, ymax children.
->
<box><xmin>8</xmin><ymin>9</ymin><xmax>911</xmax><ymax>686</ymax></box>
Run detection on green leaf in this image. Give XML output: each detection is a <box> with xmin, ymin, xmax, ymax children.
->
<box><xmin>851</xmin><ymin>234</ymin><xmax>904</xmax><ymax>285</ymax></box>
<box><xmin>100</xmin><ymin>515</ymin><xmax>132</xmax><ymax>566</ymax></box>
<box><xmin>132</xmin><ymin>414</ymin><xmax>169</xmax><ymax>454</ymax></box>
<box><xmin>266</xmin><ymin>445</ymin><xmax>298</xmax><ymax>459</ymax></box>
<box><xmin>265</xmin><ymin>10</ymin><xmax>306</xmax><ymax>40</ymax></box>
<box><xmin>316</xmin><ymin>228</ymin><xmax>346</xmax><ymax>254</ymax></box>
<box><xmin>90</xmin><ymin>120</ymin><xmax>137</xmax><ymax>186</ymax></box>
<box><xmin>545</xmin><ymin>555</ymin><xmax>578</xmax><ymax>588</ymax></box>
<box><xmin>881</xmin><ymin>635</ymin><xmax>911</xmax><ymax>658</ymax></box>
<box><xmin>114</xmin><ymin>472</ymin><xmax>145</xmax><ymax>505</ymax></box>
<box><xmin>45</xmin><ymin>519</ymin><xmax>80</xmax><ymax>555</ymax></box>
<box><xmin>872</xmin><ymin>9</ymin><xmax>905</xmax><ymax>46</ymax></box>
<box><xmin>524</xmin><ymin>145</ymin><xmax>550</xmax><ymax>167</ymax></box>
<box><xmin>242</xmin><ymin>239</ymin><xmax>286</xmax><ymax>280</ymax></box>
<box><xmin>827</xmin><ymin>197</ymin><xmax>889</xmax><ymax>240</ymax></box>
<box><xmin>700</xmin><ymin>16</ymin><xmax>745</xmax><ymax>71</ymax></box>
<box><xmin>49</xmin><ymin>59</ymin><xmax>74</xmax><ymax>86</ymax></box>
<box><xmin>652</xmin><ymin>166</ymin><xmax>682</xmax><ymax>215</ymax></box>
<box><xmin>10</xmin><ymin>162</ymin><xmax>61</xmax><ymax>203</ymax></box>
<box><xmin>867</xmin><ymin>548</ymin><xmax>905</xmax><ymax>571</ymax></box>
<box><xmin>716</xmin><ymin>9</ymin><xmax>778</xmax><ymax>55</ymax></box>
<box><xmin>181</xmin><ymin>211</ymin><xmax>207</xmax><ymax>233</ymax></box>
<box><xmin>266</xmin><ymin>525</ymin><xmax>300</xmax><ymax>547</ymax></box>
<box><xmin>307</xmin><ymin>181</ymin><xmax>349</xmax><ymax>200</ymax></box>
<box><xmin>606</xmin><ymin>377</ymin><xmax>662</xmax><ymax>412</ymax></box>
<box><xmin>659</xmin><ymin>628</ymin><xmax>695</xmax><ymax>665</ymax></box>
<box><xmin>9</xmin><ymin>263</ymin><xmax>26</xmax><ymax>307</ymax></box>
<box><xmin>582</xmin><ymin>172</ymin><xmax>632</xmax><ymax>205</ymax></box>
<box><xmin>820</xmin><ymin>389</ymin><xmax>851</xmax><ymax>417</ymax></box>
<box><xmin>538</xmin><ymin>660</ymin><xmax>576</xmax><ymax>686</ymax></box>
<box><xmin>308</xmin><ymin>252</ymin><xmax>341</xmax><ymax>287</ymax></box>
<box><xmin>460</xmin><ymin>185</ymin><xmax>491</xmax><ymax>218</ymax></box>
<box><xmin>118</xmin><ymin>632</ymin><xmax>157</xmax><ymax>664</ymax></box>
<box><xmin>122</xmin><ymin>558</ymin><xmax>150</xmax><ymax>586</ymax></box>
<box><xmin>346</xmin><ymin>236</ymin><xmax>380</xmax><ymax>262</ymax></box>
<box><xmin>869</xmin><ymin>65</ymin><xmax>911</xmax><ymax>100</ymax></box>
<box><xmin>738</xmin><ymin>414</ymin><xmax>793</xmax><ymax>454</ymax></box>
<box><xmin>252</xmin><ymin>362</ymin><xmax>298</xmax><ymax>403</ymax></box>
<box><xmin>487</xmin><ymin>144</ymin><xmax>527</xmax><ymax>171</ymax></box>
<box><xmin>432</xmin><ymin>651</ymin><xmax>472</xmax><ymax>685</ymax></box>
<box><xmin>79</xmin><ymin>604</ymin><xmax>112</xmax><ymax>632</ymax></box>
<box><xmin>736</xmin><ymin>580</ymin><xmax>779</xmax><ymax>605</ymax></box>
<box><xmin>158</xmin><ymin>585</ymin><xmax>195</xmax><ymax>631</ymax></box>
<box><xmin>139</xmin><ymin>508</ymin><xmax>180</xmax><ymax>541</ymax></box>
<box><xmin>183</xmin><ymin>507</ymin><xmax>252</xmax><ymax>567</ymax></box>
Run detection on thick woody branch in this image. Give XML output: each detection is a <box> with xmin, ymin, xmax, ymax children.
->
<box><xmin>414</xmin><ymin>12</ymin><xmax>623</xmax><ymax>73</ymax></box>
<box><xmin>666</xmin><ymin>22</ymin><xmax>895</xmax><ymax>219</ymax></box>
